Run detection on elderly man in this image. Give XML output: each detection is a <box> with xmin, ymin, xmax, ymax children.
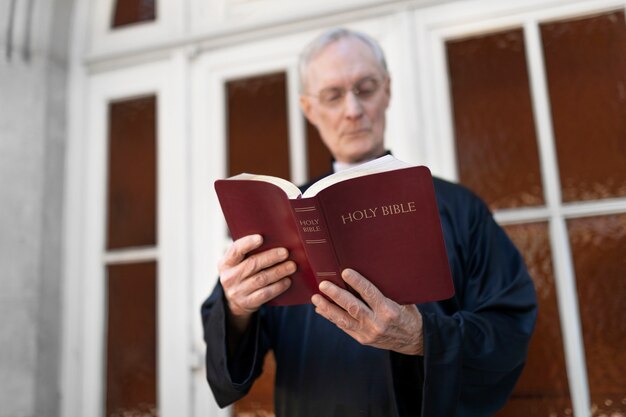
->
<box><xmin>201</xmin><ymin>28</ymin><xmax>537</xmax><ymax>416</ymax></box>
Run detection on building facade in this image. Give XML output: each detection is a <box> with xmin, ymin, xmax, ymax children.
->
<box><xmin>1</xmin><ymin>0</ymin><xmax>625</xmax><ymax>416</ymax></box>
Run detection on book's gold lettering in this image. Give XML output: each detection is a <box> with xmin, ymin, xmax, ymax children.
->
<box><xmin>382</xmin><ymin>201</ymin><xmax>417</xmax><ymax>216</ymax></box>
<box><xmin>300</xmin><ymin>218</ymin><xmax>320</xmax><ymax>226</ymax></box>
<box><xmin>300</xmin><ymin>218</ymin><xmax>321</xmax><ymax>233</ymax></box>
<box><xmin>341</xmin><ymin>203</ymin><xmax>416</xmax><ymax>224</ymax></box>
<box><xmin>341</xmin><ymin>207</ymin><xmax>378</xmax><ymax>224</ymax></box>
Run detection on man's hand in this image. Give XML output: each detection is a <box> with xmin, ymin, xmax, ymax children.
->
<box><xmin>218</xmin><ymin>234</ymin><xmax>295</xmax><ymax>334</ymax></box>
<box><xmin>311</xmin><ymin>268</ymin><xmax>424</xmax><ymax>355</ymax></box>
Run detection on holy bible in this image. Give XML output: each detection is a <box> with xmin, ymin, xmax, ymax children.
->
<box><xmin>214</xmin><ymin>155</ymin><xmax>454</xmax><ymax>306</ymax></box>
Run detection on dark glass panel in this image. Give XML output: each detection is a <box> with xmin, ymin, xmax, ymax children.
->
<box><xmin>106</xmin><ymin>262</ymin><xmax>158</xmax><ymax>417</ymax></box>
<box><xmin>306</xmin><ymin>119</ymin><xmax>333</xmax><ymax>181</ymax></box>
<box><xmin>568</xmin><ymin>214</ymin><xmax>626</xmax><ymax>415</ymax></box>
<box><xmin>541</xmin><ymin>11</ymin><xmax>626</xmax><ymax>202</ymax></box>
<box><xmin>497</xmin><ymin>222</ymin><xmax>572</xmax><ymax>416</ymax></box>
<box><xmin>107</xmin><ymin>95</ymin><xmax>158</xmax><ymax>250</ymax></box>
<box><xmin>447</xmin><ymin>28</ymin><xmax>544</xmax><ymax>210</ymax></box>
<box><xmin>112</xmin><ymin>0</ymin><xmax>157</xmax><ymax>28</ymax></box>
<box><xmin>227</xmin><ymin>72</ymin><xmax>291</xmax><ymax>179</ymax></box>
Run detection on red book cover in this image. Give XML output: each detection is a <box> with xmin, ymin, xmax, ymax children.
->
<box><xmin>214</xmin><ymin>156</ymin><xmax>454</xmax><ymax>306</ymax></box>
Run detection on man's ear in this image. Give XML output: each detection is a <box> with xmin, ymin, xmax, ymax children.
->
<box><xmin>383</xmin><ymin>76</ymin><xmax>391</xmax><ymax>108</ymax></box>
<box><xmin>384</xmin><ymin>76</ymin><xmax>391</xmax><ymax>99</ymax></box>
<box><xmin>299</xmin><ymin>95</ymin><xmax>317</xmax><ymax>126</ymax></box>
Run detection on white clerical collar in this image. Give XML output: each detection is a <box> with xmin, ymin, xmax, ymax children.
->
<box><xmin>333</xmin><ymin>159</ymin><xmax>375</xmax><ymax>172</ymax></box>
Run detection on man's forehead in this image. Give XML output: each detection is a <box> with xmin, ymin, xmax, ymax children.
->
<box><xmin>305</xmin><ymin>37</ymin><xmax>384</xmax><ymax>87</ymax></box>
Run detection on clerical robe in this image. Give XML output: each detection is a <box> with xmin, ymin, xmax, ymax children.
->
<box><xmin>201</xmin><ymin>177</ymin><xmax>537</xmax><ymax>417</ymax></box>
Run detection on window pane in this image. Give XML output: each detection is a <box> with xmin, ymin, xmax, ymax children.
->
<box><xmin>112</xmin><ymin>0</ymin><xmax>156</xmax><ymax>28</ymax></box>
<box><xmin>227</xmin><ymin>72</ymin><xmax>291</xmax><ymax>179</ymax></box>
<box><xmin>306</xmin><ymin>119</ymin><xmax>333</xmax><ymax>180</ymax></box>
<box><xmin>106</xmin><ymin>262</ymin><xmax>158</xmax><ymax>417</ymax></box>
<box><xmin>447</xmin><ymin>29</ymin><xmax>544</xmax><ymax>210</ymax></box>
<box><xmin>542</xmin><ymin>11</ymin><xmax>626</xmax><ymax>202</ymax></box>
<box><xmin>107</xmin><ymin>96</ymin><xmax>158</xmax><ymax>250</ymax></box>
<box><xmin>568</xmin><ymin>214</ymin><xmax>626</xmax><ymax>415</ymax></box>
<box><xmin>498</xmin><ymin>222</ymin><xmax>572</xmax><ymax>416</ymax></box>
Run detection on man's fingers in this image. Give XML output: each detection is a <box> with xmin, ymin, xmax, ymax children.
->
<box><xmin>248</xmin><ymin>276</ymin><xmax>292</xmax><ymax>306</ymax></box>
<box><xmin>220</xmin><ymin>234</ymin><xmax>264</xmax><ymax>268</ymax></box>
<box><xmin>311</xmin><ymin>293</ymin><xmax>358</xmax><ymax>330</ymax></box>
<box><xmin>341</xmin><ymin>268</ymin><xmax>383</xmax><ymax>307</ymax></box>
<box><xmin>317</xmin><ymin>280</ymin><xmax>370</xmax><ymax>322</ymax></box>
<box><xmin>238</xmin><ymin>247</ymin><xmax>290</xmax><ymax>279</ymax></box>
<box><xmin>224</xmin><ymin>260</ymin><xmax>295</xmax><ymax>314</ymax></box>
<box><xmin>240</xmin><ymin>260</ymin><xmax>297</xmax><ymax>294</ymax></box>
<box><xmin>313</xmin><ymin>270</ymin><xmax>425</xmax><ymax>355</ymax></box>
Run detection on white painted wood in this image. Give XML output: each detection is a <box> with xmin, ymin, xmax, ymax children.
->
<box><xmin>89</xmin><ymin>0</ymin><xmax>184</xmax><ymax>58</ymax></box>
<box><xmin>374</xmin><ymin>14</ymin><xmax>421</xmax><ymax>166</ymax></box>
<box><xmin>415</xmin><ymin>19</ymin><xmax>458</xmax><ymax>179</ymax></box>
<box><xmin>494</xmin><ymin>207</ymin><xmax>552</xmax><ymax>225</ymax></box>
<box><xmin>103</xmin><ymin>247</ymin><xmax>159</xmax><ymax>264</ymax></box>
<box><xmin>62</xmin><ymin>0</ymin><xmax>92</xmax><ymax>415</ymax></box>
<box><xmin>287</xmin><ymin>61</ymin><xmax>308</xmax><ymax>185</ymax></box>
<box><xmin>81</xmin><ymin>73</ymin><xmax>110</xmax><ymax>417</ymax></box>
<box><xmin>158</xmin><ymin>49</ymin><xmax>192</xmax><ymax>417</ymax></box>
<box><xmin>71</xmin><ymin>59</ymin><xmax>196</xmax><ymax>417</ymax></box>
<box><xmin>87</xmin><ymin>1</ymin><xmax>467</xmax><ymax>70</ymax></box>
<box><xmin>524</xmin><ymin>20</ymin><xmax>590</xmax><ymax>417</ymax></box>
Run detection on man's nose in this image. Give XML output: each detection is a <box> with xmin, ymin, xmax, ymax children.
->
<box><xmin>344</xmin><ymin>91</ymin><xmax>364</xmax><ymax>119</ymax></box>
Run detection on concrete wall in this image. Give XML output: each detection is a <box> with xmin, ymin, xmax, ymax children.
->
<box><xmin>0</xmin><ymin>0</ymin><xmax>73</xmax><ymax>415</ymax></box>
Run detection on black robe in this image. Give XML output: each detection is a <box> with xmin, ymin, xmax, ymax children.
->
<box><xmin>201</xmin><ymin>176</ymin><xmax>537</xmax><ymax>416</ymax></box>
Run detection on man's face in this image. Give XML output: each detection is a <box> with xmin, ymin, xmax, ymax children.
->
<box><xmin>299</xmin><ymin>37</ymin><xmax>390</xmax><ymax>164</ymax></box>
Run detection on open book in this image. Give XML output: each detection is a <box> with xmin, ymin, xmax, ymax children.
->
<box><xmin>214</xmin><ymin>155</ymin><xmax>454</xmax><ymax>306</ymax></box>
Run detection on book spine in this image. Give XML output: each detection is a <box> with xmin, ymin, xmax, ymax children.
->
<box><xmin>290</xmin><ymin>198</ymin><xmax>344</xmax><ymax>289</ymax></box>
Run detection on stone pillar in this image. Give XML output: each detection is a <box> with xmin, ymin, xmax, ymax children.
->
<box><xmin>0</xmin><ymin>0</ymin><xmax>73</xmax><ymax>415</ymax></box>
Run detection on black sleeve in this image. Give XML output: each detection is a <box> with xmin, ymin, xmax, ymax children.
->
<box><xmin>390</xmin><ymin>351</ymin><xmax>425</xmax><ymax>416</ymax></box>
<box><xmin>200</xmin><ymin>281</ymin><xmax>270</xmax><ymax>407</ymax></box>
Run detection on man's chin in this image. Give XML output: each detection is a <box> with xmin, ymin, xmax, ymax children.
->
<box><xmin>341</xmin><ymin>144</ymin><xmax>383</xmax><ymax>164</ymax></box>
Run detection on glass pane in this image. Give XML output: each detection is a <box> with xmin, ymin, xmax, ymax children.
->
<box><xmin>227</xmin><ymin>72</ymin><xmax>291</xmax><ymax>179</ymax></box>
<box><xmin>107</xmin><ymin>96</ymin><xmax>158</xmax><ymax>250</ymax></box>
<box><xmin>498</xmin><ymin>222</ymin><xmax>573</xmax><ymax>416</ymax></box>
<box><xmin>106</xmin><ymin>262</ymin><xmax>158</xmax><ymax>417</ymax></box>
<box><xmin>447</xmin><ymin>28</ymin><xmax>544</xmax><ymax>210</ymax></box>
<box><xmin>306</xmin><ymin>119</ymin><xmax>333</xmax><ymax>181</ymax></box>
<box><xmin>541</xmin><ymin>11</ymin><xmax>626</xmax><ymax>202</ymax></box>
<box><xmin>112</xmin><ymin>0</ymin><xmax>156</xmax><ymax>28</ymax></box>
<box><xmin>568</xmin><ymin>214</ymin><xmax>626</xmax><ymax>415</ymax></box>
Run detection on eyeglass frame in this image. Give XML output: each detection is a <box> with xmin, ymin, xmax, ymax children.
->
<box><xmin>302</xmin><ymin>75</ymin><xmax>387</xmax><ymax>108</ymax></box>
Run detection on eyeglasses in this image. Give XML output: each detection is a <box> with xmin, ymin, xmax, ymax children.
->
<box><xmin>306</xmin><ymin>76</ymin><xmax>383</xmax><ymax>108</ymax></box>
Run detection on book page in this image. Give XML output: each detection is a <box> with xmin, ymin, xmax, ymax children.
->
<box><xmin>226</xmin><ymin>173</ymin><xmax>302</xmax><ymax>199</ymax></box>
<box><xmin>302</xmin><ymin>154</ymin><xmax>413</xmax><ymax>197</ymax></box>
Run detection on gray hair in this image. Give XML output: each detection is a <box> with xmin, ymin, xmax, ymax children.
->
<box><xmin>298</xmin><ymin>28</ymin><xmax>388</xmax><ymax>92</ymax></box>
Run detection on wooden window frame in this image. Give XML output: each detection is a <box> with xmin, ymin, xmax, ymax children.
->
<box><xmin>62</xmin><ymin>60</ymin><xmax>192</xmax><ymax>417</ymax></box>
<box><xmin>413</xmin><ymin>1</ymin><xmax>626</xmax><ymax>416</ymax></box>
